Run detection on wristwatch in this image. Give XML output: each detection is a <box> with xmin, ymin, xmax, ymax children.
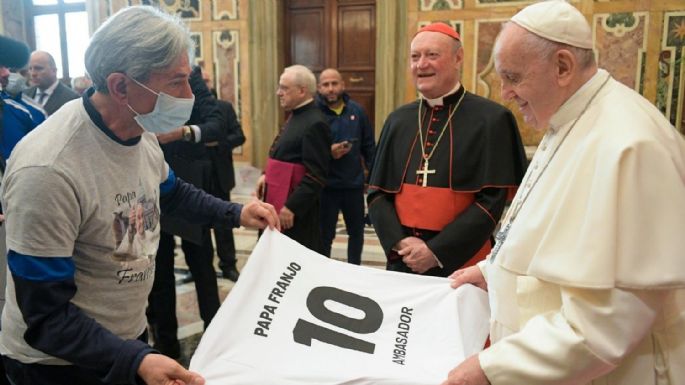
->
<box><xmin>182</xmin><ymin>125</ymin><xmax>193</xmax><ymax>142</ymax></box>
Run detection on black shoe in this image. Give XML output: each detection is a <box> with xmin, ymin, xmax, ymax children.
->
<box><xmin>222</xmin><ymin>268</ymin><xmax>240</xmax><ymax>282</ymax></box>
<box><xmin>174</xmin><ymin>268</ymin><xmax>194</xmax><ymax>284</ymax></box>
<box><xmin>178</xmin><ymin>271</ymin><xmax>193</xmax><ymax>284</ymax></box>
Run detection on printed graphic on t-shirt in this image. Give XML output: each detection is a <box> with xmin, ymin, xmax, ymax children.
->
<box><xmin>111</xmin><ymin>181</ymin><xmax>160</xmax><ymax>262</ymax></box>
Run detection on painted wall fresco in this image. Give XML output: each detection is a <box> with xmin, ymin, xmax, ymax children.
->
<box><xmin>420</xmin><ymin>0</ymin><xmax>461</xmax><ymax>11</ymax></box>
<box><xmin>141</xmin><ymin>0</ymin><xmax>202</xmax><ymax>20</ymax></box>
<box><xmin>473</xmin><ymin>19</ymin><xmax>543</xmax><ymax>145</ymax></box>
<box><xmin>658</xmin><ymin>12</ymin><xmax>685</xmax><ymax>130</ymax></box>
<box><xmin>213</xmin><ymin>30</ymin><xmax>241</xmax><ymax>118</ymax></box>
<box><xmin>213</xmin><ymin>0</ymin><xmax>239</xmax><ymax>20</ymax></box>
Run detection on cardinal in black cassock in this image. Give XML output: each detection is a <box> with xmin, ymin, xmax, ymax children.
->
<box><xmin>368</xmin><ymin>23</ymin><xmax>527</xmax><ymax>277</ymax></box>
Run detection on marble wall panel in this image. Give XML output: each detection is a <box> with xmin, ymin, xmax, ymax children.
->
<box><xmin>593</xmin><ymin>12</ymin><xmax>648</xmax><ymax>93</ymax></box>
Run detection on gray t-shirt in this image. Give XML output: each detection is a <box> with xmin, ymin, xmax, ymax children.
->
<box><xmin>0</xmin><ymin>98</ymin><xmax>168</xmax><ymax>364</ymax></box>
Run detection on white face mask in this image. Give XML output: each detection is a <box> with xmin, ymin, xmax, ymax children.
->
<box><xmin>127</xmin><ymin>76</ymin><xmax>195</xmax><ymax>134</ymax></box>
<box><xmin>4</xmin><ymin>73</ymin><xmax>28</xmax><ymax>97</ymax></box>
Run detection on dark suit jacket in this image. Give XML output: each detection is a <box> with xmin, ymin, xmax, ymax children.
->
<box><xmin>213</xmin><ymin>99</ymin><xmax>245</xmax><ymax>193</ymax></box>
<box><xmin>160</xmin><ymin>66</ymin><xmax>238</xmax><ymax>243</ymax></box>
<box><xmin>26</xmin><ymin>82</ymin><xmax>80</xmax><ymax>115</ymax></box>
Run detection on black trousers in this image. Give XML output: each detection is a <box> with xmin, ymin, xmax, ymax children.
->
<box><xmin>213</xmin><ymin>192</ymin><xmax>237</xmax><ymax>272</ymax></box>
<box><xmin>319</xmin><ymin>187</ymin><xmax>365</xmax><ymax>265</ymax></box>
<box><xmin>146</xmin><ymin>231</ymin><xmax>220</xmax><ymax>349</ymax></box>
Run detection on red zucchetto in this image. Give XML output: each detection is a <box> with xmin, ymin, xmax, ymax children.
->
<box><xmin>415</xmin><ymin>22</ymin><xmax>460</xmax><ymax>41</ymax></box>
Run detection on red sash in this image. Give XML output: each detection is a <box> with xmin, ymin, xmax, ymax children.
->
<box><xmin>395</xmin><ymin>183</ymin><xmax>490</xmax><ymax>267</ymax></box>
<box><xmin>264</xmin><ymin>158</ymin><xmax>306</xmax><ymax>212</ymax></box>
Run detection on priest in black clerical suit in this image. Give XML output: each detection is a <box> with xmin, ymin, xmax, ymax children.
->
<box><xmin>259</xmin><ymin>65</ymin><xmax>332</xmax><ymax>253</ymax></box>
<box><xmin>368</xmin><ymin>22</ymin><xmax>527</xmax><ymax>277</ymax></box>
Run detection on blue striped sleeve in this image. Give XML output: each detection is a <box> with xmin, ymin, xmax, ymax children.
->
<box><xmin>8</xmin><ymin>249</ymin><xmax>152</xmax><ymax>384</ymax></box>
<box><xmin>159</xmin><ymin>167</ymin><xmax>177</xmax><ymax>196</ymax></box>
<box><xmin>8</xmin><ymin>250</ymin><xmax>75</xmax><ymax>281</ymax></box>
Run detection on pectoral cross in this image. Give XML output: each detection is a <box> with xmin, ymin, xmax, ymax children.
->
<box><xmin>416</xmin><ymin>160</ymin><xmax>435</xmax><ymax>187</ymax></box>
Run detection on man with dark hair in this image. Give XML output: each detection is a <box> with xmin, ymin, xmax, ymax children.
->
<box><xmin>0</xmin><ymin>34</ymin><xmax>40</xmax><ymax>385</ymax></box>
<box><xmin>316</xmin><ymin>68</ymin><xmax>374</xmax><ymax>264</ymax></box>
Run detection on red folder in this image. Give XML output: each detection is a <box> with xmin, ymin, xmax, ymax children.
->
<box><xmin>264</xmin><ymin>157</ymin><xmax>306</xmax><ymax>212</ymax></box>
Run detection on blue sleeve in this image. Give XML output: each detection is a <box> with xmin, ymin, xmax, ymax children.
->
<box><xmin>159</xmin><ymin>171</ymin><xmax>243</xmax><ymax>228</ymax></box>
<box><xmin>8</xmin><ymin>251</ymin><xmax>155</xmax><ymax>384</ymax></box>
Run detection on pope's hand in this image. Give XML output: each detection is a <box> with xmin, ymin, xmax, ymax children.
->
<box><xmin>240</xmin><ymin>199</ymin><xmax>280</xmax><ymax>230</ymax></box>
<box><xmin>137</xmin><ymin>353</ymin><xmax>205</xmax><ymax>385</ymax></box>
<box><xmin>448</xmin><ymin>265</ymin><xmax>487</xmax><ymax>291</ymax></box>
<box><xmin>440</xmin><ymin>355</ymin><xmax>490</xmax><ymax>385</ymax></box>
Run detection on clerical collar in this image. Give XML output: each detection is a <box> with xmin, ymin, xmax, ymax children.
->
<box><xmin>293</xmin><ymin>97</ymin><xmax>314</xmax><ymax>111</ymax></box>
<box><xmin>421</xmin><ymin>82</ymin><xmax>462</xmax><ymax>107</ymax></box>
<box><xmin>548</xmin><ymin>69</ymin><xmax>609</xmax><ymax>133</ymax></box>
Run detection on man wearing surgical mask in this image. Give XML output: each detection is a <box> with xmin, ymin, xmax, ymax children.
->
<box><xmin>0</xmin><ymin>6</ymin><xmax>280</xmax><ymax>385</ymax></box>
<box><xmin>0</xmin><ymin>69</ymin><xmax>46</xmax><ymax>162</ymax></box>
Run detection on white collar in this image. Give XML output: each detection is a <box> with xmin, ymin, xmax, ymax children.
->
<box><xmin>294</xmin><ymin>97</ymin><xmax>314</xmax><ymax>110</ymax></box>
<box><xmin>548</xmin><ymin>69</ymin><xmax>609</xmax><ymax>133</ymax></box>
<box><xmin>421</xmin><ymin>82</ymin><xmax>461</xmax><ymax>107</ymax></box>
<box><xmin>39</xmin><ymin>79</ymin><xmax>60</xmax><ymax>96</ymax></box>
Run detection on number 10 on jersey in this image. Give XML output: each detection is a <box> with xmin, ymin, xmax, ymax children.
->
<box><xmin>292</xmin><ymin>286</ymin><xmax>384</xmax><ymax>354</ymax></box>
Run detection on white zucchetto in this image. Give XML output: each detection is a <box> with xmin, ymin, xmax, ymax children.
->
<box><xmin>511</xmin><ymin>0</ymin><xmax>593</xmax><ymax>49</ymax></box>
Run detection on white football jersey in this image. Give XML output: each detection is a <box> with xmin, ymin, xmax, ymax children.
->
<box><xmin>190</xmin><ymin>229</ymin><xmax>489</xmax><ymax>385</ymax></box>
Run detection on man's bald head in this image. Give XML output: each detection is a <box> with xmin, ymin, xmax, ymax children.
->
<box><xmin>28</xmin><ymin>50</ymin><xmax>58</xmax><ymax>90</ymax></box>
<box><xmin>319</xmin><ymin>68</ymin><xmax>342</xmax><ymax>82</ymax></box>
<box><xmin>318</xmin><ymin>68</ymin><xmax>345</xmax><ymax>107</ymax></box>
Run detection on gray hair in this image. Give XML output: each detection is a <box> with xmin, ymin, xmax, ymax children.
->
<box><xmin>85</xmin><ymin>6</ymin><xmax>193</xmax><ymax>93</ymax></box>
<box><xmin>284</xmin><ymin>64</ymin><xmax>316</xmax><ymax>95</ymax></box>
<box><xmin>496</xmin><ymin>21</ymin><xmax>595</xmax><ymax>69</ymax></box>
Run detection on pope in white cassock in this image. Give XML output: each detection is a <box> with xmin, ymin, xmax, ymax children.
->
<box><xmin>444</xmin><ymin>1</ymin><xmax>685</xmax><ymax>384</ymax></box>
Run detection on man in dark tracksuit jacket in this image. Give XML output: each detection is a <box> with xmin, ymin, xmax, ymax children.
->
<box><xmin>316</xmin><ymin>68</ymin><xmax>375</xmax><ymax>264</ymax></box>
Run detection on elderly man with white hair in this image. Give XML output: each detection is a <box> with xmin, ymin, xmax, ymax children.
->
<box><xmin>0</xmin><ymin>6</ymin><xmax>279</xmax><ymax>385</ymax></box>
<box><xmin>256</xmin><ymin>64</ymin><xmax>332</xmax><ymax>253</ymax></box>
<box><xmin>445</xmin><ymin>1</ymin><xmax>685</xmax><ymax>384</ymax></box>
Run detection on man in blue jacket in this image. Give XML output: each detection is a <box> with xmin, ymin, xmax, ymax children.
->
<box><xmin>316</xmin><ymin>68</ymin><xmax>375</xmax><ymax>264</ymax></box>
